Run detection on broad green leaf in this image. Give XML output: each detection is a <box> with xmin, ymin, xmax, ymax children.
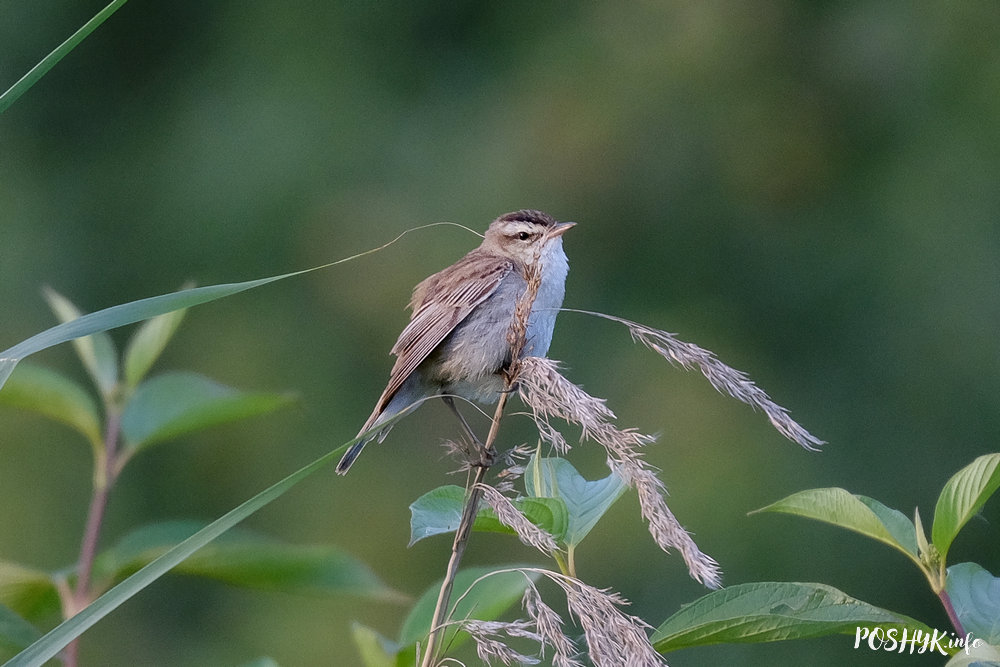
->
<box><xmin>120</xmin><ymin>372</ymin><xmax>293</xmax><ymax>451</ymax></box>
<box><xmin>525</xmin><ymin>455</ymin><xmax>627</xmax><ymax>547</ymax></box>
<box><xmin>0</xmin><ymin>604</ymin><xmax>40</xmax><ymax>662</ymax></box>
<box><xmin>946</xmin><ymin>563</ymin><xmax>1000</xmax><ymax>644</ymax></box>
<box><xmin>409</xmin><ymin>485</ymin><xmax>567</xmax><ymax>546</ymax></box>
<box><xmin>4</xmin><ymin>427</ymin><xmax>363</xmax><ymax>667</ymax></box>
<box><xmin>856</xmin><ymin>495</ymin><xmax>918</xmax><ymax>557</ymax></box>
<box><xmin>0</xmin><ymin>562</ymin><xmax>59</xmax><ymax>622</ymax></box>
<box><xmin>43</xmin><ymin>288</ymin><xmax>119</xmax><ymax>399</ymax></box>
<box><xmin>932</xmin><ymin>454</ymin><xmax>1000</xmax><ymax>561</ymax></box>
<box><xmin>0</xmin><ymin>363</ymin><xmax>102</xmax><ymax>448</ymax></box>
<box><xmin>753</xmin><ymin>488</ymin><xmax>920</xmax><ymax>564</ymax></box>
<box><xmin>398</xmin><ymin>566</ymin><xmax>538</xmax><ymax>651</ymax></box>
<box><xmin>123</xmin><ymin>304</ymin><xmax>187</xmax><ymax>388</ymax></box>
<box><xmin>0</xmin><ymin>0</ymin><xmax>129</xmax><ymax>113</ymax></box>
<box><xmin>93</xmin><ymin>520</ymin><xmax>398</xmax><ymax>600</ymax></box>
<box><xmin>651</xmin><ymin>581</ymin><xmax>932</xmax><ymax>652</ymax></box>
<box><xmin>351</xmin><ymin>622</ymin><xmax>399</xmax><ymax>667</ymax></box>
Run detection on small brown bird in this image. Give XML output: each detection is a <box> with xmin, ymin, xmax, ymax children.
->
<box><xmin>336</xmin><ymin>210</ymin><xmax>574</xmax><ymax>473</ymax></box>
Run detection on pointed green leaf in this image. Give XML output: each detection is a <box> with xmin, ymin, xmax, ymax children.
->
<box><xmin>93</xmin><ymin>520</ymin><xmax>398</xmax><ymax>600</ymax></box>
<box><xmin>398</xmin><ymin>566</ymin><xmax>538</xmax><ymax>650</ymax></box>
<box><xmin>946</xmin><ymin>563</ymin><xmax>1000</xmax><ymax>644</ymax></box>
<box><xmin>0</xmin><ymin>562</ymin><xmax>59</xmax><ymax>622</ymax></box>
<box><xmin>525</xmin><ymin>455</ymin><xmax>627</xmax><ymax>547</ymax></box>
<box><xmin>0</xmin><ymin>605</ymin><xmax>41</xmax><ymax>662</ymax></box>
<box><xmin>932</xmin><ymin>454</ymin><xmax>1000</xmax><ymax>561</ymax></box>
<box><xmin>123</xmin><ymin>303</ymin><xmax>187</xmax><ymax>388</ymax></box>
<box><xmin>0</xmin><ymin>363</ymin><xmax>102</xmax><ymax>448</ymax></box>
<box><xmin>42</xmin><ymin>288</ymin><xmax>119</xmax><ymax>399</ymax></box>
<box><xmin>5</xmin><ymin>428</ymin><xmax>361</xmax><ymax>667</ymax></box>
<box><xmin>856</xmin><ymin>495</ymin><xmax>918</xmax><ymax>557</ymax></box>
<box><xmin>651</xmin><ymin>581</ymin><xmax>933</xmax><ymax>652</ymax></box>
<box><xmin>753</xmin><ymin>488</ymin><xmax>920</xmax><ymax>564</ymax></box>
<box><xmin>408</xmin><ymin>485</ymin><xmax>567</xmax><ymax>546</ymax></box>
<box><xmin>120</xmin><ymin>372</ymin><xmax>293</xmax><ymax>451</ymax></box>
<box><xmin>0</xmin><ymin>0</ymin><xmax>129</xmax><ymax>113</ymax></box>
<box><xmin>351</xmin><ymin>623</ymin><xmax>400</xmax><ymax>667</ymax></box>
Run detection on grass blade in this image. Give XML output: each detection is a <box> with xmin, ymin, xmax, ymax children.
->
<box><xmin>0</xmin><ymin>0</ymin><xmax>130</xmax><ymax>113</ymax></box>
<box><xmin>4</xmin><ymin>437</ymin><xmax>353</xmax><ymax>667</ymax></box>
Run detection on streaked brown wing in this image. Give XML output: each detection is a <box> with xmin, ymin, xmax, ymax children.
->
<box><xmin>366</xmin><ymin>250</ymin><xmax>513</xmax><ymax>423</ymax></box>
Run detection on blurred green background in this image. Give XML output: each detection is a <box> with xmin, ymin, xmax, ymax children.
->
<box><xmin>2</xmin><ymin>1</ymin><xmax>998</xmax><ymax>665</ymax></box>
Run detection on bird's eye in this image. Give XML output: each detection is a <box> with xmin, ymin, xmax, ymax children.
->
<box><xmin>517</xmin><ymin>231</ymin><xmax>531</xmax><ymax>241</ymax></box>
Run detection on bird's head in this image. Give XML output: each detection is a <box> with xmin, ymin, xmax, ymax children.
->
<box><xmin>483</xmin><ymin>209</ymin><xmax>575</xmax><ymax>264</ymax></box>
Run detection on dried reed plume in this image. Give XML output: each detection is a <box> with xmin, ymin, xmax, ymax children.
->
<box><xmin>522</xmin><ymin>585</ymin><xmax>584</xmax><ymax>667</ymax></box>
<box><xmin>532</xmin><ymin>568</ymin><xmax>664</xmax><ymax>667</ymax></box>
<box><xmin>517</xmin><ymin>356</ymin><xmax>723</xmax><ymax>589</ymax></box>
<box><xmin>454</xmin><ymin>568</ymin><xmax>662</xmax><ymax>667</ymax></box>
<box><xmin>561</xmin><ymin>309</ymin><xmax>824</xmax><ymax>451</ymax></box>
<box><xmin>477</xmin><ymin>484</ymin><xmax>560</xmax><ymax>556</ymax></box>
<box><xmin>460</xmin><ymin>619</ymin><xmax>543</xmax><ymax>665</ymax></box>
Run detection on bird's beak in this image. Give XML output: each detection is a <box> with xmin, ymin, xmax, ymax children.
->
<box><xmin>548</xmin><ymin>221</ymin><xmax>576</xmax><ymax>238</ymax></box>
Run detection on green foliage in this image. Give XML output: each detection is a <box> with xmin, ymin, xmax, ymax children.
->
<box><xmin>120</xmin><ymin>371</ymin><xmax>293</xmax><ymax>452</ymax></box>
<box><xmin>0</xmin><ymin>604</ymin><xmax>41</xmax><ymax>663</ymax></box>
<box><xmin>95</xmin><ymin>520</ymin><xmax>398</xmax><ymax>599</ymax></box>
<box><xmin>933</xmin><ymin>454</ymin><xmax>1000</xmax><ymax>562</ymax></box>
<box><xmin>946</xmin><ymin>563</ymin><xmax>1000</xmax><ymax>645</ymax></box>
<box><xmin>660</xmin><ymin>452</ymin><xmax>1000</xmax><ymax>657</ymax></box>
<box><xmin>0</xmin><ymin>364</ymin><xmax>102</xmax><ymax>450</ymax></box>
<box><xmin>651</xmin><ymin>581</ymin><xmax>932</xmax><ymax>651</ymax></box>
<box><xmin>0</xmin><ymin>285</ymin><xmax>393</xmax><ymax>666</ymax></box>
<box><xmin>398</xmin><ymin>566</ymin><xmax>539</xmax><ymax>652</ymax></box>
<box><xmin>0</xmin><ymin>273</ymin><xmax>312</xmax><ymax>390</ymax></box>
<box><xmin>409</xmin><ymin>484</ymin><xmax>568</xmax><ymax>545</ymax></box>
<box><xmin>524</xmin><ymin>453</ymin><xmax>627</xmax><ymax>549</ymax></box>
<box><xmin>753</xmin><ymin>488</ymin><xmax>920</xmax><ymax>566</ymax></box>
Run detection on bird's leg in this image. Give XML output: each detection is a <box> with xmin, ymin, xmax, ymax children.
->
<box><xmin>442</xmin><ymin>396</ymin><xmax>494</xmax><ymax>468</ymax></box>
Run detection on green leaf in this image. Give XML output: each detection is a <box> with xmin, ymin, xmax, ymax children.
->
<box><xmin>0</xmin><ymin>604</ymin><xmax>41</xmax><ymax>661</ymax></box>
<box><xmin>856</xmin><ymin>495</ymin><xmax>919</xmax><ymax>557</ymax></box>
<box><xmin>4</xmin><ymin>428</ymin><xmax>361</xmax><ymax>667</ymax></box>
<box><xmin>1</xmin><ymin>233</ymin><xmax>430</xmax><ymax>391</ymax></box>
<box><xmin>651</xmin><ymin>581</ymin><xmax>933</xmax><ymax>652</ymax></box>
<box><xmin>351</xmin><ymin>623</ymin><xmax>400</xmax><ymax>667</ymax></box>
<box><xmin>93</xmin><ymin>520</ymin><xmax>398</xmax><ymax>600</ymax></box>
<box><xmin>0</xmin><ymin>562</ymin><xmax>59</xmax><ymax>622</ymax></box>
<box><xmin>946</xmin><ymin>563</ymin><xmax>1000</xmax><ymax>645</ymax></box>
<box><xmin>0</xmin><ymin>0</ymin><xmax>130</xmax><ymax>113</ymax></box>
<box><xmin>398</xmin><ymin>566</ymin><xmax>538</xmax><ymax>651</ymax></box>
<box><xmin>408</xmin><ymin>485</ymin><xmax>567</xmax><ymax>546</ymax></box>
<box><xmin>1</xmin><ymin>270</ymin><xmax>311</xmax><ymax>392</ymax></box>
<box><xmin>753</xmin><ymin>487</ymin><xmax>919</xmax><ymax>564</ymax></box>
<box><xmin>42</xmin><ymin>287</ymin><xmax>119</xmax><ymax>400</ymax></box>
<box><xmin>0</xmin><ymin>363</ymin><xmax>102</xmax><ymax>448</ymax></box>
<box><xmin>120</xmin><ymin>372</ymin><xmax>293</xmax><ymax>452</ymax></box>
<box><xmin>525</xmin><ymin>455</ymin><xmax>627</xmax><ymax>547</ymax></box>
<box><xmin>123</xmin><ymin>303</ymin><xmax>187</xmax><ymax>388</ymax></box>
<box><xmin>932</xmin><ymin>454</ymin><xmax>1000</xmax><ymax>561</ymax></box>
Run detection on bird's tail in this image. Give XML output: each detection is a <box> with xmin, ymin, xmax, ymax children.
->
<box><xmin>335</xmin><ymin>438</ymin><xmax>368</xmax><ymax>474</ymax></box>
<box><xmin>336</xmin><ymin>407</ymin><xmax>391</xmax><ymax>474</ymax></box>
